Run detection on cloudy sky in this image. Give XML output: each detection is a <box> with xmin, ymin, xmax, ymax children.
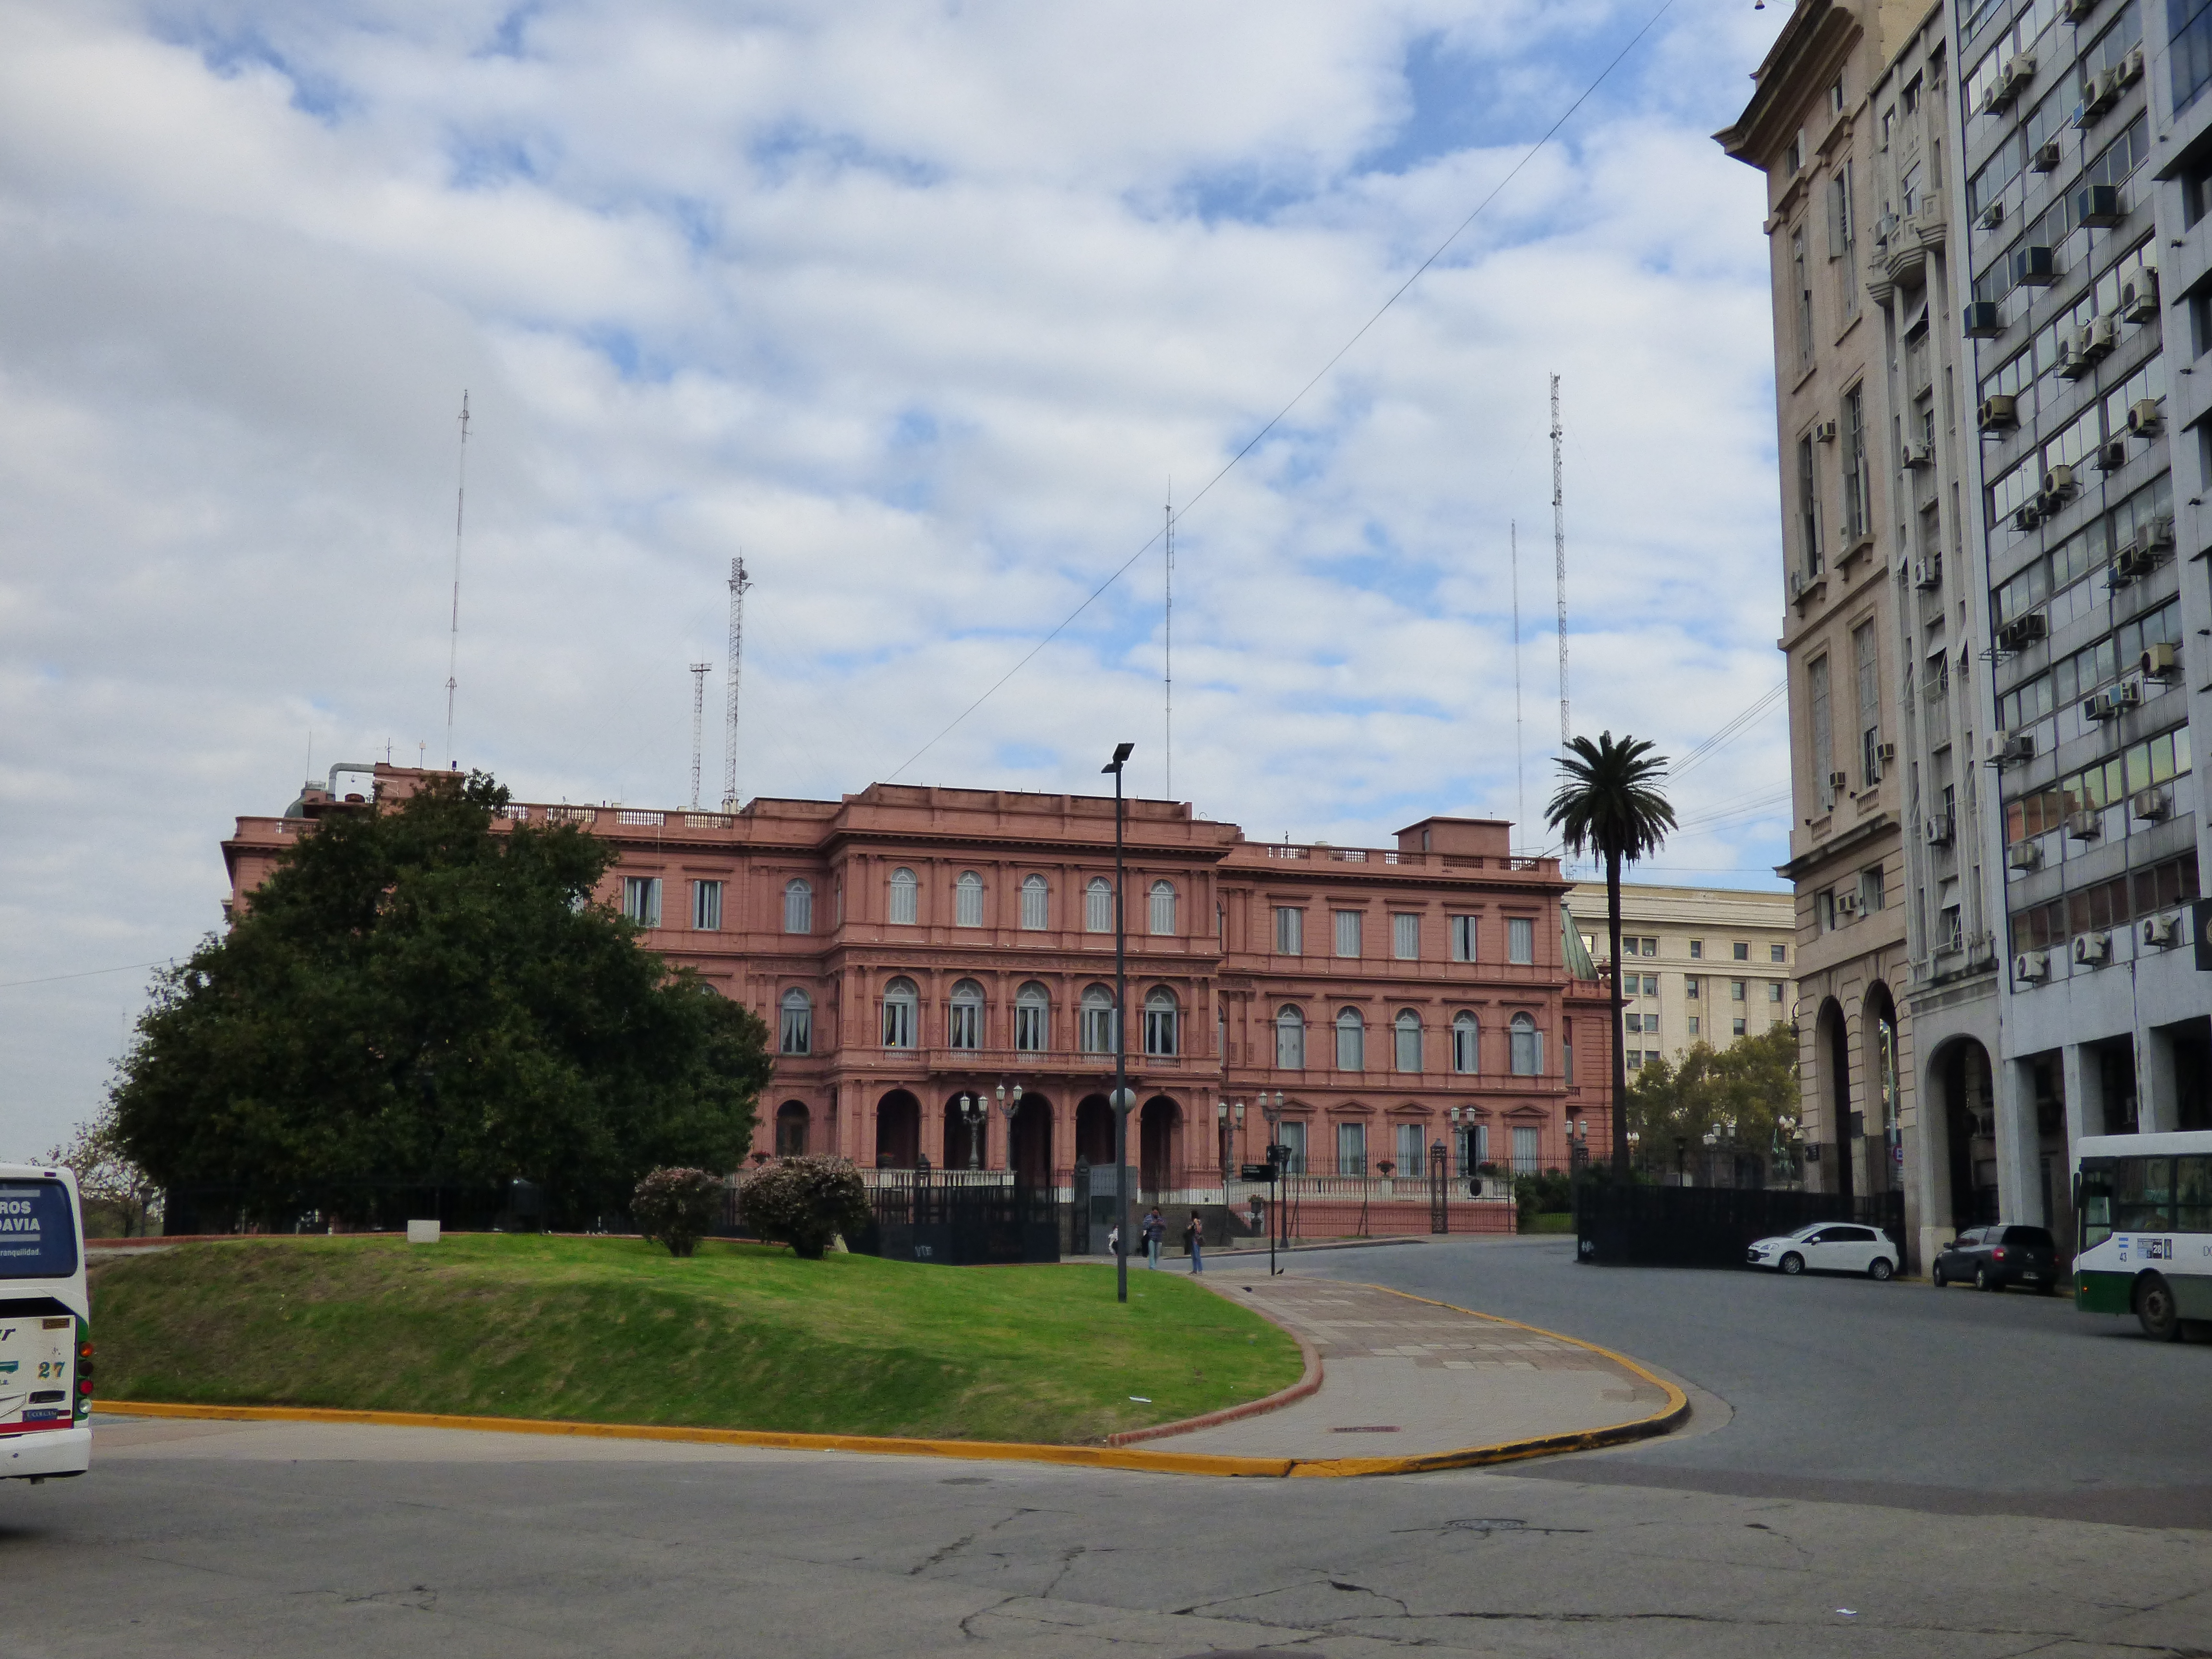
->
<box><xmin>0</xmin><ymin>0</ymin><xmax>1793</xmax><ymax>1154</ymax></box>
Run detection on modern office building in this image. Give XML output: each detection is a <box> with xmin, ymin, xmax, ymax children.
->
<box><xmin>227</xmin><ymin>768</ymin><xmax>1615</xmax><ymax>1189</ymax></box>
<box><xmin>1569</xmin><ymin>883</ymin><xmax>1798</xmax><ymax>1072</ymax></box>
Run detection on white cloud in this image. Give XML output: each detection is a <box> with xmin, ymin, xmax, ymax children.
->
<box><xmin>0</xmin><ymin>0</ymin><xmax>1792</xmax><ymax>1153</ymax></box>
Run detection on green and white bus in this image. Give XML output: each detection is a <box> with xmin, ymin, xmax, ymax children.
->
<box><xmin>0</xmin><ymin>1161</ymin><xmax>92</xmax><ymax>1481</ymax></box>
<box><xmin>2073</xmin><ymin>1132</ymin><xmax>2212</xmax><ymax>1342</ymax></box>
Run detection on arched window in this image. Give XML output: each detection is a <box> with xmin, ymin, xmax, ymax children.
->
<box><xmin>1452</xmin><ymin>1012</ymin><xmax>1480</xmax><ymax>1074</ymax></box>
<box><xmin>1510</xmin><ymin>1012</ymin><xmax>1543</xmax><ymax>1076</ymax></box>
<box><xmin>1015</xmin><ymin>981</ymin><xmax>1049</xmax><ymax>1051</ymax></box>
<box><xmin>956</xmin><ymin>871</ymin><xmax>984</xmax><ymax>928</ymax></box>
<box><xmin>1020</xmin><ymin>874</ymin><xmax>1048</xmax><ymax>930</ymax></box>
<box><xmin>780</xmin><ymin>988</ymin><xmax>812</xmax><ymax>1055</ymax></box>
<box><xmin>949</xmin><ymin>978</ymin><xmax>984</xmax><ymax>1048</ymax></box>
<box><xmin>784</xmin><ymin>879</ymin><xmax>813</xmax><ymax>935</ymax></box>
<box><xmin>775</xmin><ymin>1100</ymin><xmax>810</xmax><ymax>1158</ymax></box>
<box><xmin>1148</xmin><ymin>879</ymin><xmax>1177</xmax><ymax>936</ymax></box>
<box><xmin>1335</xmin><ymin>1007</ymin><xmax>1365</xmax><ymax>1071</ymax></box>
<box><xmin>1275</xmin><ymin>1005</ymin><xmax>1306</xmax><ymax>1070</ymax></box>
<box><xmin>1085</xmin><ymin>877</ymin><xmax>1112</xmax><ymax>933</ymax></box>
<box><xmin>1143</xmin><ymin>987</ymin><xmax>1178</xmax><ymax>1057</ymax></box>
<box><xmin>1394</xmin><ymin>1010</ymin><xmax>1422</xmax><ymax>1073</ymax></box>
<box><xmin>1080</xmin><ymin>984</ymin><xmax>1116</xmax><ymax>1054</ymax></box>
<box><xmin>889</xmin><ymin>868</ymin><xmax>918</xmax><ymax>926</ymax></box>
<box><xmin>882</xmin><ymin>977</ymin><xmax>918</xmax><ymax>1047</ymax></box>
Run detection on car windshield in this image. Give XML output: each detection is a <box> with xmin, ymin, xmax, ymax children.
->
<box><xmin>1791</xmin><ymin>1224</ymin><xmax>1828</xmax><ymax>1240</ymax></box>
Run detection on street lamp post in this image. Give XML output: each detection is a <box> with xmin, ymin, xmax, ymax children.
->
<box><xmin>1103</xmin><ymin>740</ymin><xmax>1135</xmax><ymax>1304</ymax></box>
<box><xmin>1260</xmin><ymin>1089</ymin><xmax>1286</xmax><ymax>1275</ymax></box>
<box><xmin>994</xmin><ymin>1082</ymin><xmax>1023</xmax><ymax>1178</ymax></box>
<box><xmin>957</xmin><ymin>1093</ymin><xmax>986</xmax><ymax>1171</ymax></box>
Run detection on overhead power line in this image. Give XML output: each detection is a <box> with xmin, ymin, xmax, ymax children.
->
<box><xmin>0</xmin><ymin>959</ymin><xmax>177</xmax><ymax>992</ymax></box>
<box><xmin>1672</xmin><ymin>681</ymin><xmax>1787</xmax><ymax>778</ymax></box>
<box><xmin>886</xmin><ymin>0</ymin><xmax>1678</xmax><ymax>783</ymax></box>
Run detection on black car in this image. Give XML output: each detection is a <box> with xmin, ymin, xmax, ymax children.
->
<box><xmin>1931</xmin><ymin>1224</ymin><xmax>2059</xmax><ymax>1293</ymax></box>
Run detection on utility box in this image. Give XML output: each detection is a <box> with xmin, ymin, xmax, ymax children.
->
<box><xmin>406</xmin><ymin>1219</ymin><xmax>441</xmax><ymax>1244</ymax></box>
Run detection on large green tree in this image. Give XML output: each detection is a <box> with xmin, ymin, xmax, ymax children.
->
<box><xmin>1547</xmin><ymin>732</ymin><xmax>1677</xmax><ymax>1175</ymax></box>
<box><xmin>112</xmin><ymin>771</ymin><xmax>769</xmax><ymax>1224</ymax></box>
<box><xmin>1622</xmin><ymin>1024</ymin><xmax>1801</xmax><ymax>1181</ymax></box>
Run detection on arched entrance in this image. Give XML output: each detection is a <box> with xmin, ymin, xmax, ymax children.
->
<box><xmin>1863</xmin><ymin>984</ymin><xmax>1900</xmax><ymax>1199</ymax></box>
<box><xmin>875</xmin><ymin>1090</ymin><xmax>920</xmax><ymax>1168</ymax></box>
<box><xmin>1010</xmin><ymin>1092</ymin><xmax>1054</xmax><ymax>1187</ymax></box>
<box><xmin>775</xmin><ymin>1100</ymin><xmax>810</xmax><ymax>1159</ymax></box>
<box><xmin>1930</xmin><ymin>1038</ymin><xmax>1995</xmax><ymax>1231</ymax></box>
<box><xmin>943</xmin><ymin>1092</ymin><xmax>990</xmax><ymax>1170</ymax></box>
<box><xmin>1818</xmin><ymin>998</ymin><xmax>1852</xmax><ymax>1202</ymax></box>
<box><xmin>1075</xmin><ymin>1094</ymin><xmax>1115</xmax><ymax>1168</ymax></box>
<box><xmin>1140</xmin><ymin>1095</ymin><xmax>1179</xmax><ymax>1195</ymax></box>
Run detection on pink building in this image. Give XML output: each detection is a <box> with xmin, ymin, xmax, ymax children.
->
<box><xmin>226</xmin><ymin>769</ymin><xmax>1612</xmax><ymax>1192</ymax></box>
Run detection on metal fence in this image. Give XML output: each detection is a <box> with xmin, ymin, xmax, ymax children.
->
<box><xmin>1573</xmin><ymin>1182</ymin><xmax>1910</xmax><ymax>1270</ymax></box>
<box><xmin>864</xmin><ymin>1169</ymin><xmax>1061</xmax><ymax>1265</ymax></box>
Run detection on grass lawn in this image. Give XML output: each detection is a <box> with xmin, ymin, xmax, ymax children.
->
<box><xmin>91</xmin><ymin>1236</ymin><xmax>1303</xmax><ymax>1445</ymax></box>
<box><xmin>1523</xmin><ymin>1212</ymin><xmax>1575</xmax><ymax>1234</ymax></box>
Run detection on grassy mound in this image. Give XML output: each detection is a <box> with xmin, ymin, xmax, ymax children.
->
<box><xmin>91</xmin><ymin>1236</ymin><xmax>1302</xmax><ymax>1444</ymax></box>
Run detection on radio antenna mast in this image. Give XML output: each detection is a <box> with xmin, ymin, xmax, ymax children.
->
<box><xmin>445</xmin><ymin>390</ymin><xmax>469</xmax><ymax>769</ymax></box>
<box><xmin>721</xmin><ymin>556</ymin><xmax>751</xmax><ymax>811</ymax></box>
<box><xmin>1512</xmin><ymin>520</ymin><xmax>1525</xmax><ymax>855</ymax></box>
<box><xmin>688</xmin><ymin>662</ymin><xmax>711</xmax><ymax>809</ymax></box>
<box><xmin>1550</xmin><ymin>373</ymin><xmax>1569</xmax><ymax>754</ymax></box>
<box><xmin>1163</xmin><ymin>485</ymin><xmax>1174</xmax><ymax>802</ymax></box>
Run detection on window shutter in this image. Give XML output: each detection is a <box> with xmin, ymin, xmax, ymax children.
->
<box><xmin>1828</xmin><ymin>176</ymin><xmax>1846</xmax><ymax>257</ymax></box>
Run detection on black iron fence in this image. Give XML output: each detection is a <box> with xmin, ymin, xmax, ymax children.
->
<box><xmin>1574</xmin><ymin>1182</ymin><xmax>1908</xmax><ymax>1270</ymax></box>
<box><xmin>865</xmin><ymin>1169</ymin><xmax>1060</xmax><ymax>1265</ymax></box>
<box><xmin>161</xmin><ymin>1179</ymin><xmax>565</xmax><ymax>1237</ymax></box>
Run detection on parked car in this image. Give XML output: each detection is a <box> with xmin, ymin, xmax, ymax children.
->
<box><xmin>1744</xmin><ymin>1222</ymin><xmax>1899</xmax><ymax>1280</ymax></box>
<box><xmin>1930</xmin><ymin>1224</ymin><xmax>2058</xmax><ymax>1294</ymax></box>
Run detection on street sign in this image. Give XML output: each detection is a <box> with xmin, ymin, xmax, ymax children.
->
<box><xmin>1240</xmin><ymin>1163</ymin><xmax>1275</xmax><ymax>1182</ymax></box>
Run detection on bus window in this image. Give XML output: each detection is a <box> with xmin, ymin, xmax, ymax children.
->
<box><xmin>0</xmin><ymin>1180</ymin><xmax>79</xmax><ymax>1278</ymax></box>
<box><xmin>2114</xmin><ymin>1157</ymin><xmax>2174</xmax><ymax>1232</ymax></box>
<box><xmin>2178</xmin><ymin>1156</ymin><xmax>2212</xmax><ymax>1234</ymax></box>
<box><xmin>2078</xmin><ymin>1161</ymin><xmax>2113</xmax><ymax>1251</ymax></box>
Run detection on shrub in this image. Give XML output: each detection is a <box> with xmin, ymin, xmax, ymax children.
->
<box><xmin>631</xmin><ymin>1166</ymin><xmax>725</xmax><ymax>1258</ymax></box>
<box><xmin>740</xmin><ymin>1157</ymin><xmax>871</xmax><ymax>1261</ymax></box>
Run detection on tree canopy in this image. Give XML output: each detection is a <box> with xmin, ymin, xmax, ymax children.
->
<box><xmin>112</xmin><ymin>771</ymin><xmax>770</xmax><ymax>1225</ymax></box>
<box><xmin>1622</xmin><ymin>1024</ymin><xmax>1801</xmax><ymax>1178</ymax></box>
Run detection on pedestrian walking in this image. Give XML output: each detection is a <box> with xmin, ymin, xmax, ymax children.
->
<box><xmin>1182</xmin><ymin>1212</ymin><xmax>1204</xmax><ymax>1273</ymax></box>
<box><xmin>1106</xmin><ymin>1222</ymin><xmax>1121</xmax><ymax>1260</ymax></box>
<box><xmin>1142</xmin><ymin>1206</ymin><xmax>1165</xmax><ymax>1269</ymax></box>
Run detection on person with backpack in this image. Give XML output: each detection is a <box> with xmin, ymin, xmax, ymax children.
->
<box><xmin>1182</xmin><ymin>1211</ymin><xmax>1205</xmax><ymax>1273</ymax></box>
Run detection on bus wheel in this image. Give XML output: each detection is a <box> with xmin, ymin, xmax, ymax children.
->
<box><xmin>2136</xmin><ymin>1274</ymin><xmax>2183</xmax><ymax>1342</ymax></box>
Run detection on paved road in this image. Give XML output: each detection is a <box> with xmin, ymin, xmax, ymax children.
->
<box><xmin>7</xmin><ymin>1240</ymin><xmax>2212</xmax><ymax>1657</ymax></box>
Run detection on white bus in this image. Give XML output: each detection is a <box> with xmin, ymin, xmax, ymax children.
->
<box><xmin>0</xmin><ymin>1162</ymin><xmax>91</xmax><ymax>1482</ymax></box>
<box><xmin>2073</xmin><ymin>1131</ymin><xmax>2212</xmax><ymax>1342</ymax></box>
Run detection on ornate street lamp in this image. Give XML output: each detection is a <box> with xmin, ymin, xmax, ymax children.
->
<box><xmin>957</xmin><ymin>1093</ymin><xmax>987</xmax><ymax>1171</ymax></box>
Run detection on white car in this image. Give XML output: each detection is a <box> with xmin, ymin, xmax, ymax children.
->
<box><xmin>1745</xmin><ymin>1222</ymin><xmax>1899</xmax><ymax>1281</ymax></box>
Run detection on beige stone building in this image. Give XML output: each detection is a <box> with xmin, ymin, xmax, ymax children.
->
<box><xmin>1571</xmin><ymin>884</ymin><xmax>1799</xmax><ymax>1073</ymax></box>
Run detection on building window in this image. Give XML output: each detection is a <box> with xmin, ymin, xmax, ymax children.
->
<box><xmin>1080</xmin><ymin>985</ymin><xmax>1115</xmax><ymax>1053</ymax></box>
<box><xmin>1336</xmin><ymin>1121</ymin><xmax>1367</xmax><ymax>1177</ymax></box>
<box><xmin>1510</xmin><ymin>1013</ymin><xmax>1542</xmax><ymax>1076</ymax></box>
<box><xmin>1085</xmin><ymin>877</ymin><xmax>1112</xmax><ymax>933</ymax></box>
<box><xmin>1396</xmin><ymin>1123</ymin><xmax>1425</xmax><ymax>1176</ymax></box>
<box><xmin>1732</xmin><ymin>941</ymin><xmax>1749</xmax><ymax>961</ymax></box>
<box><xmin>881</xmin><ymin>977</ymin><xmax>917</xmax><ymax>1048</ymax></box>
<box><xmin>1854</xmin><ymin>620</ymin><xmax>1880</xmax><ymax>788</ymax></box>
<box><xmin>1792</xmin><ymin>225</ymin><xmax>1812</xmax><ymax>365</ymax></box>
<box><xmin>1733</xmin><ymin>1018</ymin><xmax>1749</xmax><ymax>1038</ymax></box>
<box><xmin>622</xmin><ymin>876</ymin><xmax>661</xmax><ymax>927</ymax></box>
<box><xmin>1688</xmin><ymin>1016</ymin><xmax>1701</xmax><ymax>1036</ymax></box>
<box><xmin>1842</xmin><ymin>384</ymin><xmax>1870</xmax><ymax>541</ymax></box>
<box><xmin>1334</xmin><ymin>910</ymin><xmax>1362</xmax><ymax>957</ymax></box>
<box><xmin>1144</xmin><ymin>987</ymin><xmax>1179</xmax><ymax>1057</ymax></box>
<box><xmin>1020</xmin><ymin>875</ymin><xmax>1048</xmax><ymax>931</ymax></box>
<box><xmin>956</xmin><ymin>871</ymin><xmax>984</xmax><ymax>928</ymax></box>
<box><xmin>1508</xmin><ymin>916</ymin><xmax>1535</xmax><ymax>964</ymax></box>
<box><xmin>780</xmin><ymin>988</ymin><xmax>812</xmax><ymax>1055</ymax></box>
<box><xmin>1689</xmin><ymin>939</ymin><xmax>1703</xmax><ymax>959</ymax></box>
<box><xmin>1770</xmin><ymin>943</ymin><xmax>1787</xmax><ymax>963</ymax></box>
<box><xmin>1686</xmin><ymin>975</ymin><xmax>1701</xmax><ymax>999</ymax></box>
<box><xmin>1393</xmin><ymin>913</ymin><xmax>1419</xmax><ymax>960</ymax></box>
<box><xmin>1768</xmin><ymin>982</ymin><xmax>1785</xmax><ymax>1004</ymax></box>
<box><xmin>1394</xmin><ymin>1010</ymin><xmax>1422</xmax><ymax>1072</ymax></box>
<box><xmin>1274</xmin><ymin>906</ymin><xmax>1303</xmax><ymax>954</ymax></box>
<box><xmin>1278</xmin><ymin>1120</ymin><xmax>1307</xmax><ymax>1175</ymax></box>
<box><xmin>1450</xmin><ymin>916</ymin><xmax>1477</xmax><ymax>962</ymax></box>
<box><xmin>1830</xmin><ymin>158</ymin><xmax>1857</xmax><ymax>318</ymax></box>
<box><xmin>1797</xmin><ymin>436</ymin><xmax>1823</xmax><ymax>578</ymax></box>
<box><xmin>1860</xmin><ymin>864</ymin><xmax>1886</xmax><ymax>913</ymax></box>
<box><xmin>1015</xmin><ymin>982</ymin><xmax>1048</xmax><ymax>1051</ymax></box>
<box><xmin>1335</xmin><ymin>1008</ymin><xmax>1365</xmax><ymax>1071</ymax></box>
<box><xmin>783</xmin><ymin>878</ymin><xmax>811</xmax><ymax>935</ymax></box>
<box><xmin>1810</xmin><ymin>655</ymin><xmax>1835</xmax><ymax>811</ymax></box>
<box><xmin>949</xmin><ymin>979</ymin><xmax>984</xmax><ymax>1048</ymax></box>
<box><xmin>1452</xmin><ymin>1012</ymin><xmax>1480</xmax><ymax>1074</ymax></box>
<box><xmin>1512</xmin><ymin>1124</ymin><xmax>1540</xmax><ymax>1175</ymax></box>
<box><xmin>889</xmin><ymin>867</ymin><xmax>918</xmax><ymax>926</ymax></box>
<box><xmin>1276</xmin><ymin>1005</ymin><xmax>1306</xmax><ymax>1069</ymax></box>
<box><xmin>1149</xmin><ymin>879</ymin><xmax>1177</xmax><ymax>936</ymax></box>
<box><xmin>1731</xmin><ymin>979</ymin><xmax>1747</xmax><ymax>1003</ymax></box>
<box><xmin>694</xmin><ymin>880</ymin><xmax>723</xmax><ymax>931</ymax></box>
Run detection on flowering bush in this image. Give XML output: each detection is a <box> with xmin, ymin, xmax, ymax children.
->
<box><xmin>631</xmin><ymin>1166</ymin><xmax>725</xmax><ymax>1258</ymax></box>
<box><xmin>740</xmin><ymin>1157</ymin><xmax>870</xmax><ymax>1260</ymax></box>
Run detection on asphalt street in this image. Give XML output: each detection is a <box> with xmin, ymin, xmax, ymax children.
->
<box><xmin>5</xmin><ymin>1238</ymin><xmax>2210</xmax><ymax>1658</ymax></box>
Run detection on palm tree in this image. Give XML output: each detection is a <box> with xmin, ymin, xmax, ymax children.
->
<box><xmin>1548</xmin><ymin>732</ymin><xmax>1677</xmax><ymax>1174</ymax></box>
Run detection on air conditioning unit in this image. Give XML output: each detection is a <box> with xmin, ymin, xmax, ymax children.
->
<box><xmin>2121</xmin><ymin>267</ymin><xmax>2160</xmax><ymax>321</ymax></box>
<box><xmin>2008</xmin><ymin>838</ymin><xmax>2044</xmax><ymax>870</ymax></box>
<box><xmin>2063</xmin><ymin>0</ymin><xmax>2096</xmax><ymax>21</ymax></box>
<box><xmin>2123</xmin><ymin>45</ymin><xmax>2145</xmax><ymax>84</ymax></box>
<box><xmin>2041</xmin><ymin>464</ymin><xmax>2078</xmax><ymax>503</ymax></box>
<box><xmin>2013</xmin><ymin>245</ymin><xmax>2057</xmax><ymax>287</ymax></box>
<box><xmin>2142</xmin><ymin>641</ymin><xmax>2181</xmax><ymax>678</ymax></box>
<box><xmin>1964</xmin><ymin>300</ymin><xmax>2005</xmax><ymax>337</ymax></box>
<box><xmin>2066</xmin><ymin>808</ymin><xmax>2104</xmax><ymax>840</ymax></box>
<box><xmin>1979</xmin><ymin>393</ymin><xmax>2019</xmax><ymax>431</ymax></box>
<box><xmin>2089</xmin><ymin>314</ymin><xmax>2120</xmax><ymax>357</ymax></box>
<box><xmin>2031</xmin><ymin>139</ymin><xmax>2064</xmax><ymax>173</ymax></box>
<box><xmin>2128</xmin><ymin>397</ymin><xmax>2163</xmax><ymax>436</ymax></box>
<box><xmin>1989</xmin><ymin>729</ymin><xmax>2035</xmax><ymax>766</ymax></box>
<box><xmin>1876</xmin><ymin>741</ymin><xmax>1897</xmax><ymax>764</ymax></box>
<box><xmin>1902</xmin><ymin>440</ymin><xmax>1935</xmax><ymax>469</ymax></box>
<box><xmin>2073</xmin><ymin>929</ymin><xmax>2112</xmax><ymax>964</ymax></box>
<box><xmin>2015</xmin><ymin>950</ymin><xmax>2051</xmax><ymax>983</ymax></box>
<box><xmin>1913</xmin><ymin>556</ymin><xmax>1943</xmax><ymax>589</ymax></box>
<box><xmin>1813</xmin><ymin>419</ymin><xmax>1839</xmax><ymax>444</ymax></box>
<box><xmin>2077</xmin><ymin>183</ymin><xmax>2124</xmax><ymax>228</ymax></box>
<box><xmin>2112</xmin><ymin>538</ymin><xmax>2154</xmax><ymax>581</ymax></box>
<box><xmin>1997</xmin><ymin>613</ymin><xmax>2048</xmax><ymax>650</ymax></box>
<box><xmin>1990</xmin><ymin>57</ymin><xmax>2034</xmax><ymax>109</ymax></box>
<box><xmin>1827</xmin><ymin>769</ymin><xmax>1850</xmax><ymax>791</ymax></box>
<box><xmin>2083</xmin><ymin>690</ymin><xmax>2119</xmax><ymax>721</ymax></box>
<box><xmin>2110</xmin><ymin>679</ymin><xmax>2143</xmax><ymax>712</ymax></box>
<box><xmin>2013</xmin><ymin>502</ymin><xmax>2044</xmax><ymax>532</ymax></box>
<box><xmin>2144</xmin><ymin>513</ymin><xmax>2176</xmax><ymax>551</ymax></box>
<box><xmin>2141</xmin><ymin>914</ymin><xmax>2177</xmax><ymax>948</ymax></box>
<box><xmin>1978</xmin><ymin>202</ymin><xmax>2005</xmax><ymax>230</ymax></box>
<box><xmin>1835</xmin><ymin>891</ymin><xmax>1863</xmax><ymax>918</ymax></box>
<box><xmin>1924</xmin><ymin>814</ymin><xmax>1956</xmax><ymax>847</ymax></box>
<box><xmin>2056</xmin><ymin>335</ymin><xmax>2090</xmax><ymax>379</ymax></box>
<box><xmin>2095</xmin><ymin>438</ymin><xmax>2129</xmax><ymax>472</ymax></box>
<box><xmin>2132</xmin><ymin>786</ymin><xmax>2171</xmax><ymax>821</ymax></box>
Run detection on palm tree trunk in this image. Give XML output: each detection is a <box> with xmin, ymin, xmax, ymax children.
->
<box><xmin>1608</xmin><ymin>849</ymin><xmax>1628</xmax><ymax>1174</ymax></box>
